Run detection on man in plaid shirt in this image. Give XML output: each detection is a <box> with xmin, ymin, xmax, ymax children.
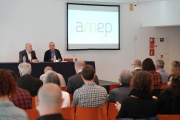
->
<box><xmin>9</xmin><ymin>70</ymin><xmax>32</xmax><ymax>110</ymax></box>
<box><xmin>72</xmin><ymin>65</ymin><xmax>107</xmax><ymax>107</ymax></box>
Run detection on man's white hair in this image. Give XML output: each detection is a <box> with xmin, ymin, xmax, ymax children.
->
<box><xmin>25</xmin><ymin>43</ymin><xmax>30</xmax><ymax>48</ymax></box>
<box><xmin>18</xmin><ymin>63</ymin><xmax>31</xmax><ymax>75</ymax></box>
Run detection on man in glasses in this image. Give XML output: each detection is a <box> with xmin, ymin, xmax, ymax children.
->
<box><xmin>132</xmin><ymin>59</ymin><xmax>142</xmax><ymax>76</ymax></box>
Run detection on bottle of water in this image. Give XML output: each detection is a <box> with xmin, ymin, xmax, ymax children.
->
<box><xmin>54</xmin><ymin>55</ymin><xmax>56</xmax><ymax>62</ymax></box>
<box><xmin>23</xmin><ymin>55</ymin><xmax>26</xmax><ymax>63</ymax></box>
<box><xmin>73</xmin><ymin>55</ymin><xmax>75</xmax><ymax>62</ymax></box>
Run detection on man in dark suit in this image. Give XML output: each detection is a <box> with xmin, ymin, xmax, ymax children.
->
<box><xmin>17</xmin><ymin>63</ymin><xmax>43</xmax><ymax>97</ymax></box>
<box><xmin>44</xmin><ymin>42</ymin><xmax>62</xmax><ymax>62</ymax></box>
<box><xmin>19</xmin><ymin>43</ymin><xmax>38</xmax><ymax>62</ymax></box>
<box><xmin>132</xmin><ymin>59</ymin><xmax>142</xmax><ymax>76</ymax></box>
<box><xmin>66</xmin><ymin>60</ymin><xmax>99</xmax><ymax>94</ymax></box>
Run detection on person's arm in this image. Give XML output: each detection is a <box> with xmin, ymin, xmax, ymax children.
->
<box><xmin>56</xmin><ymin>50</ymin><xmax>62</xmax><ymax>61</ymax></box>
<box><xmin>44</xmin><ymin>51</ymin><xmax>51</xmax><ymax>62</ymax></box>
<box><xmin>66</xmin><ymin>78</ymin><xmax>73</xmax><ymax>94</ymax></box>
<box><xmin>72</xmin><ymin>90</ymin><xmax>78</xmax><ymax>106</ymax></box>
<box><xmin>108</xmin><ymin>90</ymin><xmax>116</xmax><ymax>103</ymax></box>
<box><xmin>116</xmin><ymin>100</ymin><xmax>128</xmax><ymax>118</ymax></box>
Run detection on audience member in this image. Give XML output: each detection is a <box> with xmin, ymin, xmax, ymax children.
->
<box><xmin>168</xmin><ymin>61</ymin><xmax>180</xmax><ymax>80</ymax></box>
<box><xmin>40</xmin><ymin>66</ymin><xmax>66</xmax><ymax>87</ymax></box>
<box><xmin>157</xmin><ymin>74</ymin><xmax>180</xmax><ymax>114</ymax></box>
<box><xmin>116</xmin><ymin>71</ymin><xmax>158</xmax><ymax>119</ymax></box>
<box><xmin>132</xmin><ymin>59</ymin><xmax>142</xmax><ymax>75</ymax></box>
<box><xmin>72</xmin><ymin>65</ymin><xmax>107</xmax><ymax>107</ymax></box>
<box><xmin>44</xmin><ymin>71</ymin><xmax>70</xmax><ymax>108</ymax></box>
<box><xmin>0</xmin><ymin>69</ymin><xmax>29</xmax><ymax>120</ymax></box>
<box><xmin>142</xmin><ymin>58</ymin><xmax>162</xmax><ymax>96</ymax></box>
<box><xmin>66</xmin><ymin>60</ymin><xmax>99</xmax><ymax>94</ymax></box>
<box><xmin>108</xmin><ymin>70</ymin><xmax>133</xmax><ymax>104</ymax></box>
<box><xmin>19</xmin><ymin>43</ymin><xmax>38</xmax><ymax>62</ymax></box>
<box><xmin>36</xmin><ymin>83</ymin><xmax>65</xmax><ymax>120</ymax></box>
<box><xmin>17</xmin><ymin>63</ymin><xmax>43</xmax><ymax>97</ymax></box>
<box><xmin>8</xmin><ymin>70</ymin><xmax>32</xmax><ymax>110</ymax></box>
<box><xmin>156</xmin><ymin>60</ymin><xmax>169</xmax><ymax>83</ymax></box>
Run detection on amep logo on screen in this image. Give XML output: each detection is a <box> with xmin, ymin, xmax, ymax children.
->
<box><xmin>75</xmin><ymin>22</ymin><xmax>112</xmax><ymax>36</ymax></box>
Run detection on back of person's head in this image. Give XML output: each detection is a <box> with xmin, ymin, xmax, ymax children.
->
<box><xmin>8</xmin><ymin>70</ymin><xmax>18</xmax><ymax>82</ymax></box>
<box><xmin>44</xmin><ymin>71</ymin><xmax>60</xmax><ymax>86</ymax></box>
<box><xmin>44</xmin><ymin>66</ymin><xmax>53</xmax><ymax>73</ymax></box>
<box><xmin>37</xmin><ymin>83</ymin><xmax>62</xmax><ymax>110</ymax></box>
<box><xmin>142</xmin><ymin>58</ymin><xmax>156</xmax><ymax>71</ymax></box>
<box><xmin>75</xmin><ymin>60</ymin><xmax>86</xmax><ymax>69</ymax></box>
<box><xmin>82</xmin><ymin>65</ymin><xmax>95</xmax><ymax>81</ymax></box>
<box><xmin>120</xmin><ymin>70</ymin><xmax>133</xmax><ymax>85</ymax></box>
<box><xmin>134</xmin><ymin>59</ymin><xmax>141</xmax><ymax>67</ymax></box>
<box><xmin>156</xmin><ymin>60</ymin><xmax>165</xmax><ymax>68</ymax></box>
<box><xmin>0</xmin><ymin>69</ymin><xmax>17</xmax><ymax>99</ymax></box>
<box><xmin>18</xmin><ymin>63</ymin><xmax>31</xmax><ymax>75</ymax></box>
<box><xmin>171</xmin><ymin>61</ymin><xmax>180</xmax><ymax>75</ymax></box>
<box><xmin>132</xmin><ymin>71</ymin><xmax>153</xmax><ymax>93</ymax></box>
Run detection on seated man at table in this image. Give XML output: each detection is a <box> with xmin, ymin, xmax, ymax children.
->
<box><xmin>8</xmin><ymin>70</ymin><xmax>32</xmax><ymax>110</ymax></box>
<box><xmin>17</xmin><ymin>63</ymin><xmax>43</xmax><ymax>97</ymax></box>
<box><xmin>40</xmin><ymin>66</ymin><xmax>66</xmax><ymax>87</ymax></box>
<box><xmin>66</xmin><ymin>60</ymin><xmax>99</xmax><ymax>94</ymax></box>
<box><xmin>72</xmin><ymin>65</ymin><xmax>107</xmax><ymax>107</ymax></box>
<box><xmin>19</xmin><ymin>43</ymin><xmax>38</xmax><ymax>62</ymax></box>
<box><xmin>44</xmin><ymin>42</ymin><xmax>62</xmax><ymax>62</ymax></box>
<box><xmin>108</xmin><ymin>70</ymin><xmax>133</xmax><ymax>104</ymax></box>
<box><xmin>36</xmin><ymin>83</ymin><xmax>65</xmax><ymax>120</ymax></box>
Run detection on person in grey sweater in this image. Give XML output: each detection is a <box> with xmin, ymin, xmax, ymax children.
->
<box><xmin>0</xmin><ymin>69</ymin><xmax>29</xmax><ymax>120</ymax></box>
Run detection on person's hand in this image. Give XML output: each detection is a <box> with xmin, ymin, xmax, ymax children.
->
<box><xmin>58</xmin><ymin>58</ymin><xmax>61</xmax><ymax>62</ymax></box>
<box><xmin>32</xmin><ymin>59</ymin><xmax>38</xmax><ymax>63</ymax></box>
<box><xmin>152</xmin><ymin>96</ymin><xmax>158</xmax><ymax>100</ymax></box>
<box><xmin>115</xmin><ymin>101</ymin><xmax>121</xmax><ymax>111</ymax></box>
<box><xmin>51</xmin><ymin>58</ymin><xmax>54</xmax><ymax>61</ymax></box>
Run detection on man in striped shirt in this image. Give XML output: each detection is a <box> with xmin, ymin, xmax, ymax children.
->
<box><xmin>156</xmin><ymin>60</ymin><xmax>169</xmax><ymax>83</ymax></box>
<box><xmin>72</xmin><ymin>65</ymin><xmax>107</xmax><ymax>107</ymax></box>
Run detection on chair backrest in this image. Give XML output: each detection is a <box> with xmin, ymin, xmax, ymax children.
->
<box><xmin>157</xmin><ymin>114</ymin><xmax>180</xmax><ymax>120</ymax></box>
<box><xmin>75</xmin><ymin>103</ymin><xmax>108</xmax><ymax>120</ymax></box>
<box><xmin>25</xmin><ymin>109</ymin><xmax>39</xmax><ymax>120</ymax></box>
<box><xmin>61</xmin><ymin>87</ymin><xmax>67</xmax><ymax>91</ymax></box>
<box><xmin>64</xmin><ymin>58</ymin><xmax>77</xmax><ymax>62</ymax></box>
<box><xmin>107</xmin><ymin>103</ymin><xmax>119</xmax><ymax>120</ymax></box>
<box><xmin>109</xmin><ymin>84</ymin><xmax>120</xmax><ymax>93</ymax></box>
<box><xmin>61</xmin><ymin>106</ymin><xmax>75</xmax><ymax>120</ymax></box>
<box><xmin>161</xmin><ymin>83</ymin><xmax>167</xmax><ymax>88</ymax></box>
<box><xmin>32</xmin><ymin>97</ymin><xmax>36</xmax><ymax>109</ymax></box>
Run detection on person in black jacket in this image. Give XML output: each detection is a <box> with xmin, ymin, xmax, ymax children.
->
<box><xmin>17</xmin><ymin>63</ymin><xmax>43</xmax><ymax>97</ymax></box>
<box><xmin>19</xmin><ymin>43</ymin><xmax>38</xmax><ymax>62</ymax></box>
<box><xmin>66</xmin><ymin>60</ymin><xmax>99</xmax><ymax>94</ymax></box>
<box><xmin>116</xmin><ymin>71</ymin><xmax>157</xmax><ymax>119</ymax></box>
<box><xmin>44</xmin><ymin>42</ymin><xmax>62</xmax><ymax>62</ymax></box>
<box><xmin>157</xmin><ymin>74</ymin><xmax>180</xmax><ymax>114</ymax></box>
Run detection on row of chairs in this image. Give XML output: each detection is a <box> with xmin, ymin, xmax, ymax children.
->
<box><xmin>25</xmin><ymin>102</ymin><xmax>180</xmax><ymax>120</ymax></box>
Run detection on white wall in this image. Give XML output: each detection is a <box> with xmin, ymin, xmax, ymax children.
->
<box><xmin>0</xmin><ymin>0</ymin><xmax>180</xmax><ymax>82</ymax></box>
<box><xmin>141</xmin><ymin>0</ymin><xmax>180</xmax><ymax>27</ymax></box>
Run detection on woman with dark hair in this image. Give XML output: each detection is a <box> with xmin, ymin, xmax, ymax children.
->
<box><xmin>116</xmin><ymin>71</ymin><xmax>158</xmax><ymax>120</ymax></box>
<box><xmin>142</xmin><ymin>58</ymin><xmax>162</xmax><ymax>96</ymax></box>
<box><xmin>0</xmin><ymin>69</ymin><xmax>29</xmax><ymax>120</ymax></box>
<box><xmin>157</xmin><ymin>74</ymin><xmax>180</xmax><ymax>114</ymax></box>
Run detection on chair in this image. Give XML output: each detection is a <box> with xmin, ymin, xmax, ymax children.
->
<box><xmin>75</xmin><ymin>103</ymin><xmax>108</xmax><ymax>120</ymax></box>
<box><xmin>64</xmin><ymin>58</ymin><xmax>77</xmax><ymax>62</ymax></box>
<box><xmin>161</xmin><ymin>83</ymin><xmax>167</xmax><ymax>88</ymax></box>
<box><xmin>25</xmin><ymin>109</ymin><xmax>39</xmax><ymax>120</ymax></box>
<box><xmin>107</xmin><ymin>103</ymin><xmax>119</xmax><ymax>120</ymax></box>
<box><xmin>61</xmin><ymin>106</ymin><xmax>75</xmax><ymax>120</ymax></box>
<box><xmin>157</xmin><ymin>114</ymin><xmax>180</xmax><ymax>120</ymax></box>
<box><xmin>109</xmin><ymin>84</ymin><xmax>120</xmax><ymax>93</ymax></box>
<box><xmin>69</xmin><ymin>94</ymin><xmax>73</xmax><ymax>105</ymax></box>
<box><xmin>31</xmin><ymin>97</ymin><xmax>36</xmax><ymax>109</ymax></box>
<box><xmin>61</xmin><ymin>87</ymin><xmax>67</xmax><ymax>91</ymax></box>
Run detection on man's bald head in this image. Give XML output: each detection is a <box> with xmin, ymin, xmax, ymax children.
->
<box><xmin>44</xmin><ymin>66</ymin><xmax>53</xmax><ymax>73</ymax></box>
<box><xmin>133</xmin><ymin>59</ymin><xmax>141</xmax><ymax>67</ymax></box>
<box><xmin>38</xmin><ymin>83</ymin><xmax>62</xmax><ymax>109</ymax></box>
<box><xmin>75</xmin><ymin>60</ymin><xmax>86</xmax><ymax>69</ymax></box>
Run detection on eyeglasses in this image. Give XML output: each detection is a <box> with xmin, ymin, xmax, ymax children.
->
<box><xmin>131</xmin><ymin>64</ymin><xmax>135</xmax><ymax>67</ymax></box>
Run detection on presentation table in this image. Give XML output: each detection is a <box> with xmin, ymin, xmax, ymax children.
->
<box><xmin>0</xmin><ymin>61</ymin><xmax>95</xmax><ymax>85</ymax></box>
